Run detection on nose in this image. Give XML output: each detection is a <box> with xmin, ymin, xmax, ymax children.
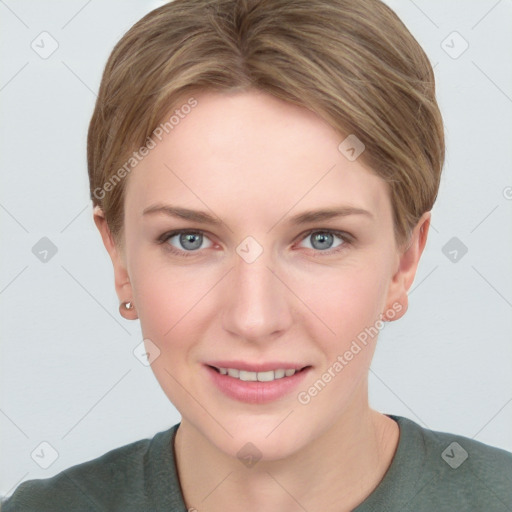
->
<box><xmin>221</xmin><ymin>247</ymin><xmax>293</xmax><ymax>343</ymax></box>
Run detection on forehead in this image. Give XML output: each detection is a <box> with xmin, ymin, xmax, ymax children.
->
<box><xmin>124</xmin><ymin>90</ymin><xmax>391</xmax><ymax>225</ymax></box>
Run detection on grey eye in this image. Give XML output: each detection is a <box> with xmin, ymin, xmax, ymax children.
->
<box><xmin>300</xmin><ymin>231</ymin><xmax>345</xmax><ymax>251</ymax></box>
<box><xmin>167</xmin><ymin>232</ymin><xmax>213</xmax><ymax>252</ymax></box>
<box><xmin>179</xmin><ymin>233</ymin><xmax>203</xmax><ymax>250</ymax></box>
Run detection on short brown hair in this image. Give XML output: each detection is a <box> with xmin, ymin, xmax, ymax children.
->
<box><xmin>87</xmin><ymin>0</ymin><xmax>445</xmax><ymax>248</ymax></box>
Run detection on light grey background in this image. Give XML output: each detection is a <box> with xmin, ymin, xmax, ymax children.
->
<box><xmin>1</xmin><ymin>0</ymin><xmax>511</xmax><ymax>498</ymax></box>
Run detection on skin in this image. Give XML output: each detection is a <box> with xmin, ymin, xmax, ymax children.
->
<box><xmin>94</xmin><ymin>89</ymin><xmax>430</xmax><ymax>511</ymax></box>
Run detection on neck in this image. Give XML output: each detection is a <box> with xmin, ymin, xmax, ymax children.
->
<box><xmin>173</xmin><ymin>384</ymin><xmax>399</xmax><ymax>512</ymax></box>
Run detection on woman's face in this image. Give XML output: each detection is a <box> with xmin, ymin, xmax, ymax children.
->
<box><xmin>100</xmin><ymin>89</ymin><xmax>426</xmax><ymax>461</ymax></box>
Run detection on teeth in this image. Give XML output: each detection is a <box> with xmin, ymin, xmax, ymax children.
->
<box><xmin>274</xmin><ymin>369</ymin><xmax>285</xmax><ymax>379</ymax></box>
<box><xmin>216</xmin><ymin>367</ymin><xmax>301</xmax><ymax>381</ymax></box>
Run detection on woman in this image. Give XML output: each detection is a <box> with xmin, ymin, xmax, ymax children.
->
<box><xmin>3</xmin><ymin>0</ymin><xmax>511</xmax><ymax>510</ymax></box>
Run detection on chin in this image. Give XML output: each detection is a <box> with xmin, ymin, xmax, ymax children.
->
<box><xmin>208</xmin><ymin>416</ymin><xmax>313</xmax><ymax>463</ymax></box>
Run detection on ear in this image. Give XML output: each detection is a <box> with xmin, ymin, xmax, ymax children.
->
<box><xmin>382</xmin><ymin>211</ymin><xmax>431</xmax><ymax>322</ymax></box>
<box><xmin>93</xmin><ymin>206</ymin><xmax>137</xmax><ymax>320</ymax></box>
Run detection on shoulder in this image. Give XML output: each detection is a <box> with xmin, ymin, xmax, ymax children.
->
<box><xmin>1</xmin><ymin>430</ymin><xmax>169</xmax><ymax>512</ymax></box>
<box><xmin>411</xmin><ymin>415</ymin><xmax>512</xmax><ymax>476</ymax></box>
<box><xmin>394</xmin><ymin>415</ymin><xmax>512</xmax><ymax>510</ymax></box>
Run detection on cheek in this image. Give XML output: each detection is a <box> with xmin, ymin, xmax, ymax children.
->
<box><xmin>132</xmin><ymin>266</ymin><xmax>200</xmax><ymax>340</ymax></box>
<box><xmin>130</xmin><ymin>263</ymin><xmax>207</xmax><ymax>408</ymax></box>
<box><xmin>292</xmin><ymin>265</ymin><xmax>388</xmax><ymax>420</ymax></box>
<box><xmin>128</xmin><ymin>248</ymin><xmax>219</xmax><ymax>366</ymax></box>
<box><xmin>295</xmin><ymin>259</ymin><xmax>389</xmax><ymax>345</ymax></box>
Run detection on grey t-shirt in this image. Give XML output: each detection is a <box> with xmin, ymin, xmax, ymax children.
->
<box><xmin>2</xmin><ymin>414</ymin><xmax>511</xmax><ymax>511</ymax></box>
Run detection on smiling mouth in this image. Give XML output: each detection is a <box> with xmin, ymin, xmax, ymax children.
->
<box><xmin>207</xmin><ymin>365</ymin><xmax>311</xmax><ymax>382</ymax></box>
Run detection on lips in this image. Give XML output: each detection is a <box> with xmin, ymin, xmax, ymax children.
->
<box><xmin>204</xmin><ymin>363</ymin><xmax>312</xmax><ymax>404</ymax></box>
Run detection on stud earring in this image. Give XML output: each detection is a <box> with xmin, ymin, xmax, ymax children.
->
<box><xmin>119</xmin><ymin>301</ymin><xmax>137</xmax><ymax>318</ymax></box>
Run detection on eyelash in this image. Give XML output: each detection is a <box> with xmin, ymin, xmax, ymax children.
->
<box><xmin>157</xmin><ymin>229</ymin><xmax>353</xmax><ymax>258</ymax></box>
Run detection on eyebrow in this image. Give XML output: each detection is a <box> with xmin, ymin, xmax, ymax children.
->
<box><xmin>142</xmin><ymin>204</ymin><xmax>373</xmax><ymax>226</ymax></box>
